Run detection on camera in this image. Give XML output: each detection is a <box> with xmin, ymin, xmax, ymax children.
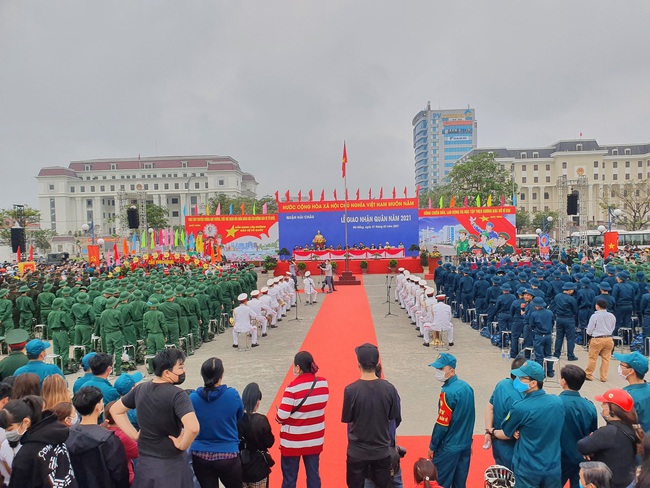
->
<box><xmin>396</xmin><ymin>445</ymin><xmax>407</xmax><ymax>458</ymax></box>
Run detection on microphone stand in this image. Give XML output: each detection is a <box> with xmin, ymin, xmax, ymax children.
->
<box><xmin>289</xmin><ymin>285</ymin><xmax>301</xmax><ymax>322</ymax></box>
<box><xmin>385</xmin><ymin>275</ymin><xmax>397</xmax><ymax>317</ymax></box>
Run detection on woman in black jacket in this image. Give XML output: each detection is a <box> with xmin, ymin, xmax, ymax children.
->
<box><xmin>0</xmin><ymin>395</ymin><xmax>77</xmax><ymax>488</ymax></box>
<box><xmin>238</xmin><ymin>383</ymin><xmax>275</xmax><ymax>488</ymax></box>
<box><xmin>577</xmin><ymin>388</ymin><xmax>644</xmax><ymax>488</ymax></box>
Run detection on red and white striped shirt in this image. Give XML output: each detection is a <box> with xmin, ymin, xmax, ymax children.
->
<box><xmin>275</xmin><ymin>373</ymin><xmax>329</xmax><ymax>456</ymax></box>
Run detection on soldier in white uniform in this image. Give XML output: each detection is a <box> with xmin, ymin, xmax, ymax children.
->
<box><xmin>416</xmin><ymin>287</ymin><xmax>436</xmax><ymax>333</ymax></box>
<box><xmin>422</xmin><ymin>294</ymin><xmax>454</xmax><ymax>347</ymax></box>
<box><xmin>284</xmin><ymin>274</ymin><xmax>297</xmax><ymax>306</ymax></box>
<box><xmin>395</xmin><ymin>267</ymin><xmax>406</xmax><ymax>302</ymax></box>
<box><xmin>232</xmin><ymin>293</ymin><xmax>259</xmax><ymax>348</ymax></box>
<box><xmin>268</xmin><ymin>279</ymin><xmax>287</xmax><ymax>317</ymax></box>
<box><xmin>303</xmin><ymin>271</ymin><xmax>318</xmax><ymax>304</ymax></box>
<box><xmin>247</xmin><ymin>290</ymin><xmax>270</xmax><ymax>337</ymax></box>
<box><xmin>259</xmin><ymin>287</ymin><xmax>278</xmax><ymax>327</ymax></box>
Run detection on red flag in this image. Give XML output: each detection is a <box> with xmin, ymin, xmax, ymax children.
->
<box><xmin>603</xmin><ymin>231</ymin><xmax>619</xmax><ymax>257</ymax></box>
<box><xmin>123</xmin><ymin>238</ymin><xmax>129</xmax><ymax>257</ymax></box>
<box><xmin>87</xmin><ymin>245</ymin><xmax>100</xmax><ymax>265</ymax></box>
<box><xmin>403</xmin><ymin>187</ymin><xmax>407</xmax><ymax>198</ymax></box>
<box><xmin>500</xmin><ymin>194</ymin><xmax>505</xmax><ymax>206</ymax></box>
<box><xmin>342</xmin><ymin>142</ymin><xmax>348</xmax><ymax>178</ymax></box>
<box><xmin>463</xmin><ymin>196</ymin><xmax>468</xmax><ymax>207</ymax></box>
<box><xmin>345</xmin><ymin>188</ymin><xmax>349</xmax><ymax>200</ymax></box>
<box><xmin>379</xmin><ymin>187</ymin><xmax>383</xmax><ymax>199</ymax></box>
<box><xmin>428</xmin><ymin>198</ymin><xmax>431</xmax><ymax>209</ymax></box>
<box><xmin>113</xmin><ymin>243</ymin><xmax>119</xmax><ymax>259</ymax></box>
<box><xmin>392</xmin><ymin>187</ymin><xmax>396</xmax><ymax>199</ymax></box>
<box><xmin>309</xmin><ymin>189</ymin><xmax>313</xmax><ymax>201</ymax></box>
<box><xmin>320</xmin><ymin>190</ymin><xmax>324</xmax><ymax>201</ymax></box>
<box><xmin>356</xmin><ymin>189</ymin><xmax>360</xmax><ymax>200</ymax></box>
<box><xmin>16</xmin><ymin>246</ymin><xmax>21</xmax><ymax>263</ymax></box>
<box><xmin>416</xmin><ymin>185</ymin><xmax>421</xmax><ymax>196</ymax></box>
<box><xmin>450</xmin><ymin>196</ymin><xmax>456</xmax><ymax>207</ymax></box>
<box><xmin>333</xmin><ymin>189</ymin><xmax>338</xmax><ymax>200</ymax></box>
<box><xmin>210</xmin><ymin>240</ymin><xmax>215</xmax><ymax>264</ymax></box>
<box><xmin>298</xmin><ymin>190</ymin><xmax>302</xmax><ymax>202</ymax></box>
<box><xmin>240</xmin><ymin>203</ymin><xmax>245</xmax><ymax>215</ymax></box>
<box><xmin>369</xmin><ymin>188</ymin><xmax>372</xmax><ymax>199</ymax></box>
<box><xmin>274</xmin><ymin>191</ymin><xmax>279</xmax><ymax>203</ymax></box>
<box><xmin>285</xmin><ymin>190</ymin><xmax>290</xmax><ymax>202</ymax></box>
<box><xmin>28</xmin><ymin>245</ymin><xmax>33</xmax><ymax>262</ymax></box>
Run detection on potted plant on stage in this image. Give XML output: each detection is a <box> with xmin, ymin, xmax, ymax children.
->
<box><xmin>278</xmin><ymin>247</ymin><xmax>291</xmax><ymax>261</ymax></box>
<box><xmin>263</xmin><ymin>256</ymin><xmax>277</xmax><ymax>274</ymax></box>
<box><xmin>429</xmin><ymin>247</ymin><xmax>442</xmax><ymax>273</ymax></box>
<box><xmin>420</xmin><ymin>250</ymin><xmax>429</xmax><ymax>274</ymax></box>
<box><xmin>297</xmin><ymin>262</ymin><xmax>307</xmax><ymax>276</ymax></box>
<box><xmin>408</xmin><ymin>244</ymin><xmax>420</xmax><ymax>258</ymax></box>
<box><xmin>331</xmin><ymin>261</ymin><xmax>338</xmax><ymax>274</ymax></box>
<box><xmin>388</xmin><ymin>259</ymin><xmax>398</xmax><ymax>273</ymax></box>
<box><xmin>360</xmin><ymin>260</ymin><xmax>368</xmax><ymax>274</ymax></box>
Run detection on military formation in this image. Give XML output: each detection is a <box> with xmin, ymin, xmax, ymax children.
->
<box><xmin>0</xmin><ymin>264</ymin><xmax>273</xmax><ymax>374</ymax></box>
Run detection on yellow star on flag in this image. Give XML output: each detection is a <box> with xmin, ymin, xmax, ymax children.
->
<box><xmin>480</xmin><ymin>216</ymin><xmax>490</xmax><ymax>222</ymax></box>
<box><xmin>226</xmin><ymin>226</ymin><xmax>238</xmax><ymax>238</ymax></box>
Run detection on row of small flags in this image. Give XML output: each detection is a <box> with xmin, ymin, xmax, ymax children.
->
<box><xmin>182</xmin><ymin>202</ymin><xmax>269</xmax><ymax>217</ymax></box>
<box><xmin>429</xmin><ymin>194</ymin><xmax>517</xmax><ymax>209</ymax></box>
<box><xmin>274</xmin><ymin>186</ymin><xmax>420</xmax><ymax>202</ymax></box>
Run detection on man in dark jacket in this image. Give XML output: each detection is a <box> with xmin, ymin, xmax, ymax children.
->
<box><xmin>67</xmin><ymin>386</ymin><xmax>129</xmax><ymax>488</ymax></box>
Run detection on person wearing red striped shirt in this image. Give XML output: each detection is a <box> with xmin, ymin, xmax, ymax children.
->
<box><xmin>275</xmin><ymin>351</ymin><xmax>329</xmax><ymax>488</ymax></box>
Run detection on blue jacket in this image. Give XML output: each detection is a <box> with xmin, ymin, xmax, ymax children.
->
<box><xmin>559</xmin><ymin>391</ymin><xmax>598</xmax><ymax>470</ymax></box>
<box><xmin>190</xmin><ymin>385</ymin><xmax>244</xmax><ymax>453</ymax></box>
<box><xmin>430</xmin><ymin>375</ymin><xmax>475</xmax><ymax>453</ymax></box>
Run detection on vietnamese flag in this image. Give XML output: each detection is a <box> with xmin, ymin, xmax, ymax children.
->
<box><xmin>320</xmin><ymin>190</ymin><xmax>325</xmax><ymax>201</ymax></box>
<box><xmin>309</xmin><ymin>189</ymin><xmax>313</xmax><ymax>201</ymax></box>
<box><xmin>355</xmin><ymin>189</ymin><xmax>360</xmax><ymax>200</ymax></box>
<box><xmin>341</xmin><ymin>141</ymin><xmax>348</xmax><ymax>178</ymax></box>
<box><xmin>379</xmin><ymin>187</ymin><xmax>383</xmax><ymax>199</ymax></box>
<box><xmin>16</xmin><ymin>246</ymin><xmax>21</xmax><ymax>262</ymax></box>
<box><xmin>298</xmin><ymin>190</ymin><xmax>302</xmax><ymax>202</ymax></box>
<box><xmin>403</xmin><ymin>187</ymin><xmax>407</xmax><ymax>198</ymax></box>
<box><xmin>368</xmin><ymin>188</ymin><xmax>372</xmax><ymax>199</ymax></box>
<box><xmin>333</xmin><ymin>189</ymin><xmax>338</xmax><ymax>200</ymax></box>
<box><xmin>285</xmin><ymin>190</ymin><xmax>290</xmax><ymax>202</ymax></box>
<box><xmin>416</xmin><ymin>185</ymin><xmax>421</xmax><ymax>196</ymax></box>
<box><xmin>392</xmin><ymin>187</ymin><xmax>396</xmax><ymax>199</ymax></box>
<box><xmin>274</xmin><ymin>191</ymin><xmax>279</xmax><ymax>203</ymax></box>
<box><xmin>345</xmin><ymin>188</ymin><xmax>349</xmax><ymax>200</ymax></box>
<box><xmin>28</xmin><ymin>245</ymin><xmax>33</xmax><ymax>262</ymax></box>
<box><xmin>604</xmin><ymin>231</ymin><xmax>619</xmax><ymax>257</ymax></box>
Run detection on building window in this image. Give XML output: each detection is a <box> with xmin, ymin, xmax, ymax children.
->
<box><xmin>613</xmin><ymin>162</ymin><xmax>618</xmax><ymax>168</ymax></box>
<box><xmin>218</xmin><ymin>179</ymin><xmax>225</xmax><ymax>186</ymax></box>
<box><xmin>546</xmin><ymin>176</ymin><xmax>550</xmax><ymax>183</ymax></box>
<box><xmin>522</xmin><ymin>177</ymin><xmax>527</xmax><ymax>183</ymax></box>
<box><xmin>172</xmin><ymin>211</ymin><xmax>179</xmax><ymax>217</ymax></box>
<box><xmin>544</xmin><ymin>192</ymin><xmax>549</xmax><ymax>200</ymax></box>
<box><xmin>111</xmin><ymin>164</ymin><xmax>117</xmax><ymax>170</ymax></box>
<box><xmin>86</xmin><ymin>199</ymin><xmax>93</xmax><ymax>207</ymax></box>
<box><xmin>625</xmin><ymin>161</ymin><xmax>630</xmax><ymax>168</ymax></box>
<box><xmin>602</xmin><ymin>174</ymin><xmax>606</xmax><ymax>181</ymax></box>
<box><xmin>164</xmin><ymin>183</ymin><xmax>169</xmax><ymax>190</ymax></box>
<box><xmin>576</xmin><ymin>144</ymin><xmax>583</xmax><ymax>151</ymax></box>
<box><xmin>625</xmin><ymin>148</ymin><xmax>631</xmax><ymax>155</ymax></box>
<box><xmin>520</xmin><ymin>152</ymin><xmax>527</xmax><ymax>159</ymax></box>
<box><xmin>533</xmin><ymin>152</ymin><xmax>539</xmax><ymax>158</ymax></box>
<box><xmin>520</xmin><ymin>193</ymin><xmax>525</xmax><ymax>201</ymax></box>
<box><xmin>154</xmin><ymin>184</ymin><xmax>159</xmax><ymax>190</ymax></box>
<box><xmin>532</xmin><ymin>206</ymin><xmax>538</xmax><ymax>213</ymax></box>
<box><xmin>194</xmin><ymin>182</ymin><xmax>200</xmax><ymax>189</ymax></box>
<box><xmin>639</xmin><ymin>161</ymin><xmax>643</xmax><ymax>167</ymax></box>
<box><xmin>49</xmin><ymin>184</ymin><xmax>54</xmax><ymax>191</ymax></box>
<box><xmin>204</xmin><ymin>182</ymin><xmax>209</xmax><ymax>189</ymax></box>
<box><xmin>174</xmin><ymin>183</ymin><xmax>179</xmax><ymax>189</ymax></box>
<box><xmin>130</xmin><ymin>185</ymin><xmax>135</xmax><ymax>190</ymax></box>
<box><xmin>191</xmin><ymin>196</ymin><xmax>197</xmax><ymax>205</ymax></box>
<box><xmin>171</xmin><ymin>198</ymin><xmax>179</xmax><ymax>204</ymax></box>
<box><xmin>522</xmin><ymin>165</ymin><xmax>527</xmax><ymax>171</ymax></box>
<box><xmin>612</xmin><ymin>149</ymin><xmax>618</xmax><ymax>155</ymax></box>
<box><xmin>144</xmin><ymin>163</ymin><xmax>153</xmax><ymax>169</ymax></box>
<box><xmin>602</xmin><ymin>162</ymin><xmax>606</xmax><ymax>169</ymax></box>
<box><xmin>613</xmin><ymin>174</ymin><xmax>618</xmax><ymax>181</ymax></box>
<box><xmin>638</xmin><ymin>174</ymin><xmax>643</xmax><ymax>180</ymax></box>
<box><xmin>594</xmin><ymin>161</ymin><xmax>599</xmax><ymax>168</ymax></box>
<box><xmin>144</xmin><ymin>184</ymin><xmax>148</xmax><ymax>190</ymax></box>
<box><xmin>546</xmin><ymin>164</ymin><xmax>550</xmax><ymax>171</ymax></box>
<box><xmin>594</xmin><ymin>174</ymin><xmax>599</xmax><ymax>180</ymax></box>
<box><xmin>100</xmin><ymin>185</ymin><xmax>105</xmax><ymax>191</ymax></box>
<box><xmin>181</xmin><ymin>162</ymin><xmax>187</xmax><ymax>168</ymax></box>
<box><xmin>562</xmin><ymin>162</ymin><xmax>567</xmax><ymax>169</ymax></box>
<box><xmin>532</xmin><ymin>192</ymin><xmax>537</xmax><ymax>200</ymax></box>
<box><xmin>533</xmin><ymin>165</ymin><xmax>538</xmax><ymax>171</ymax></box>
<box><xmin>534</xmin><ymin>177</ymin><xmax>538</xmax><ymax>183</ymax></box>
<box><xmin>625</xmin><ymin>173</ymin><xmax>630</xmax><ymax>180</ymax></box>
<box><xmin>80</xmin><ymin>186</ymin><xmax>85</xmax><ymax>192</ymax></box>
<box><xmin>173</xmin><ymin>173</ymin><xmax>178</xmax><ymax>177</ymax></box>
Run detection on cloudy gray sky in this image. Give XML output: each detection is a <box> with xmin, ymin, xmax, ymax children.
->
<box><xmin>1</xmin><ymin>1</ymin><xmax>649</xmax><ymax>210</ymax></box>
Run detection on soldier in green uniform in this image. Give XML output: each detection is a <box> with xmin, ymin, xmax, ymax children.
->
<box><xmin>92</xmin><ymin>288</ymin><xmax>113</xmax><ymax>352</ymax></box>
<box><xmin>0</xmin><ymin>289</ymin><xmax>13</xmax><ymax>336</ymax></box>
<box><xmin>158</xmin><ymin>290</ymin><xmax>182</xmax><ymax>347</ymax></box>
<box><xmin>15</xmin><ymin>285</ymin><xmax>35</xmax><ymax>333</ymax></box>
<box><xmin>36</xmin><ymin>283</ymin><xmax>56</xmax><ymax>334</ymax></box>
<box><xmin>60</xmin><ymin>287</ymin><xmax>75</xmax><ymax>314</ymax></box>
<box><xmin>129</xmin><ymin>290</ymin><xmax>148</xmax><ymax>341</ymax></box>
<box><xmin>48</xmin><ymin>297</ymin><xmax>74</xmax><ymax>372</ymax></box>
<box><xmin>208</xmin><ymin>278</ymin><xmax>223</xmax><ymax>320</ymax></box>
<box><xmin>117</xmin><ymin>291</ymin><xmax>137</xmax><ymax>349</ymax></box>
<box><xmin>0</xmin><ymin>329</ymin><xmax>29</xmax><ymax>380</ymax></box>
<box><xmin>174</xmin><ymin>285</ymin><xmax>192</xmax><ymax>354</ymax></box>
<box><xmin>99</xmin><ymin>297</ymin><xmax>125</xmax><ymax>373</ymax></box>
<box><xmin>143</xmin><ymin>297</ymin><xmax>167</xmax><ymax>373</ymax></box>
<box><xmin>185</xmin><ymin>287</ymin><xmax>202</xmax><ymax>349</ymax></box>
<box><xmin>196</xmin><ymin>284</ymin><xmax>211</xmax><ymax>342</ymax></box>
<box><xmin>71</xmin><ymin>292</ymin><xmax>96</xmax><ymax>353</ymax></box>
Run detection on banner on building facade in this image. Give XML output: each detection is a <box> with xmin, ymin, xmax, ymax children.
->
<box><xmin>418</xmin><ymin>206</ymin><xmax>517</xmax><ymax>256</ymax></box>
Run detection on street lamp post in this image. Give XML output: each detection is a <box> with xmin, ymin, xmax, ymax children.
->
<box><xmin>607</xmin><ymin>207</ymin><xmax>623</xmax><ymax>231</ymax></box>
<box><xmin>97</xmin><ymin>238</ymin><xmax>105</xmax><ymax>258</ymax></box>
<box><xmin>81</xmin><ymin>222</ymin><xmax>96</xmax><ymax>245</ymax></box>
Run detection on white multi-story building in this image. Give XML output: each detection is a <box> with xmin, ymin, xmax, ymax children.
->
<box><xmin>461</xmin><ymin>139</ymin><xmax>650</xmax><ymax>228</ymax></box>
<box><xmin>37</xmin><ymin>155</ymin><xmax>258</xmax><ymax>237</ymax></box>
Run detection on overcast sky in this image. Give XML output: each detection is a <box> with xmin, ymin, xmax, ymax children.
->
<box><xmin>1</xmin><ymin>1</ymin><xmax>649</xmax><ymax>211</ymax></box>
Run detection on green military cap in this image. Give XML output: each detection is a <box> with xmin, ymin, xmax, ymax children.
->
<box><xmin>175</xmin><ymin>285</ymin><xmax>185</xmax><ymax>294</ymax></box>
<box><xmin>119</xmin><ymin>292</ymin><xmax>130</xmax><ymax>301</ymax></box>
<box><xmin>5</xmin><ymin>328</ymin><xmax>29</xmax><ymax>346</ymax></box>
<box><xmin>0</xmin><ymin>289</ymin><xmax>8</xmax><ymax>298</ymax></box>
<box><xmin>106</xmin><ymin>297</ymin><xmax>119</xmax><ymax>307</ymax></box>
<box><xmin>126</xmin><ymin>284</ymin><xmax>136</xmax><ymax>291</ymax></box>
<box><xmin>42</xmin><ymin>284</ymin><xmax>53</xmax><ymax>292</ymax></box>
<box><xmin>148</xmin><ymin>297</ymin><xmax>159</xmax><ymax>307</ymax></box>
<box><xmin>76</xmin><ymin>292</ymin><xmax>89</xmax><ymax>303</ymax></box>
<box><xmin>164</xmin><ymin>290</ymin><xmax>175</xmax><ymax>299</ymax></box>
<box><xmin>198</xmin><ymin>284</ymin><xmax>207</xmax><ymax>292</ymax></box>
<box><xmin>185</xmin><ymin>287</ymin><xmax>195</xmax><ymax>295</ymax></box>
<box><xmin>132</xmin><ymin>290</ymin><xmax>143</xmax><ymax>299</ymax></box>
<box><xmin>52</xmin><ymin>298</ymin><xmax>65</xmax><ymax>309</ymax></box>
<box><xmin>153</xmin><ymin>284</ymin><xmax>163</xmax><ymax>291</ymax></box>
<box><xmin>61</xmin><ymin>287</ymin><xmax>72</xmax><ymax>295</ymax></box>
<box><xmin>18</xmin><ymin>285</ymin><xmax>30</xmax><ymax>293</ymax></box>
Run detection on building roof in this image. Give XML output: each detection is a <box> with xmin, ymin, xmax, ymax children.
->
<box><xmin>68</xmin><ymin>155</ymin><xmax>242</xmax><ymax>172</ymax></box>
<box><xmin>37</xmin><ymin>166</ymin><xmax>79</xmax><ymax>178</ymax></box>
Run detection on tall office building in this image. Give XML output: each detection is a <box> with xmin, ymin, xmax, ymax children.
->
<box><xmin>413</xmin><ymin>104</ymin><xmax>477</xmax><ymax>192</ymax></box>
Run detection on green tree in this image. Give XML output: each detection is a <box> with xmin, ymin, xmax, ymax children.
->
<box><xmin>0</xmin><ymin>206</ymin><xmax>47</xmax><ymax>247</ymax></box>
<box><xmin>516</xmin><ymin>209</ymin><xmax>531</xmax><ymax>233</ymax></box>
<box><xmin>207</xmin><ymin>194</ymin><xmax>278</xmax><ymax>215</ymax></box>
<box><xmin>146</xmin><ymin>203</ymin><xmax>170</xmax><ymax>228</ymax></box>
<box><xmin>445</xmin><ymin>152</ymin><xmax>517</xmax><ymax>204</ymax></box>
<box><xmin>531</xmin><ymin>211</ymin><xmax>558</xmax><ymax>233</ymax></box>
<box><xmin>31</xmin><ymin>229</ymin><xmax>57</xmax><ymax>252</ymax></box>
<box><xmin>599</xmin><ymin>181</ymin><xmax>650</xmax><ymax>231</ymax></box>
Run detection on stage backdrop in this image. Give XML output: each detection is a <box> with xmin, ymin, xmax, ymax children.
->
<box><xmin>185</xmin><ymin>215</ymin><xmax>279</xmax><ymax>260</ymax></box>
<box><xmin>278</xmin><ymin>199</ymin><xmax>419</xmax><ymax>251</ymax></box>
<box><xmin>419</xmin><ymin>206</ymin><xmax>517</xmax><ymax>256</ymax></box>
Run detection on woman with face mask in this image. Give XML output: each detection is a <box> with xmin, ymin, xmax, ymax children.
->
<box><xmin>0</xmin><ymin>395</ymin><xmax>77</xmax><ymax>487</ymax></box>
<box><xmin>189</xmin><ymin>357</ymin><xmax>246</xmax><ymax>488</ymax></box>
<box><xmin>577</xmin><ymin>389</ymin><xmax>644</xmax><ymax>488</ymax></box>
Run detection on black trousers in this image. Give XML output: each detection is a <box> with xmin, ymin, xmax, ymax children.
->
<box><xmin>346</xmin><ymin>455</ymin><xmax>391</xmax><ymax>488</ymax></box>
<box><xmin>192</xmin><ymin>455</ymin><xmax>243</xmax><ymax>488</ymax></box>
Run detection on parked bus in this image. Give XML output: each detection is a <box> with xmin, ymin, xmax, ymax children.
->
<box><xmin>570</xmin><ymin>229</ymin><xmax>650</xmax><ymax>249</ymax></box>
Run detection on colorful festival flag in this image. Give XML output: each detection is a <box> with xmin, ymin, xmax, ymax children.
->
<box><xmin>341</xmin><ymin>141</ymin><xmax>348</xmax><ymax>178</ymax></box>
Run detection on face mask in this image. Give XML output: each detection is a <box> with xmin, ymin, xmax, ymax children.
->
<box><xmin>513</xmin><ymin>377</ymin><xmax>531</xmax><ymax>393</ymax></box>
<box><xmin>600</xmin><ymin>407</ymin><xmax>609</xmax><ymax>422</ymax></box>
<box><xmin>172</xmin><ymin>372</ymin><xmax>186</xmax><ymax>385</ymax></box>
<box><xmin>69</xmin><ymin>415</ymin><xmax>79</xmax><ymax>425</ymax></box>
<box><xmin>618</xmin><ymin>364</ymin><xmax>630</xmax><ymax>380</ymax></box>
<box><xmin>5</xmin><ymin>423</ymin><xmax>26</xmax><ymax>443</ymax></box>
<box><xmin>434</xmin><ymin>369</ymin><xmax>447</xmax><ymax>382</ymax></box>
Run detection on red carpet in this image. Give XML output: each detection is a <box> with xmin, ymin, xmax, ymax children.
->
<box><xmin>267</xmin><ymin>280</ymin><xmax>496</xmax><ymax>487</ymax></box>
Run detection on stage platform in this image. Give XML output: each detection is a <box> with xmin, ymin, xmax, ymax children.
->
<box><xmin>274</xmin><ymin>258</ymin><xmax>423</xmax><ymax>276</ymax></box>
